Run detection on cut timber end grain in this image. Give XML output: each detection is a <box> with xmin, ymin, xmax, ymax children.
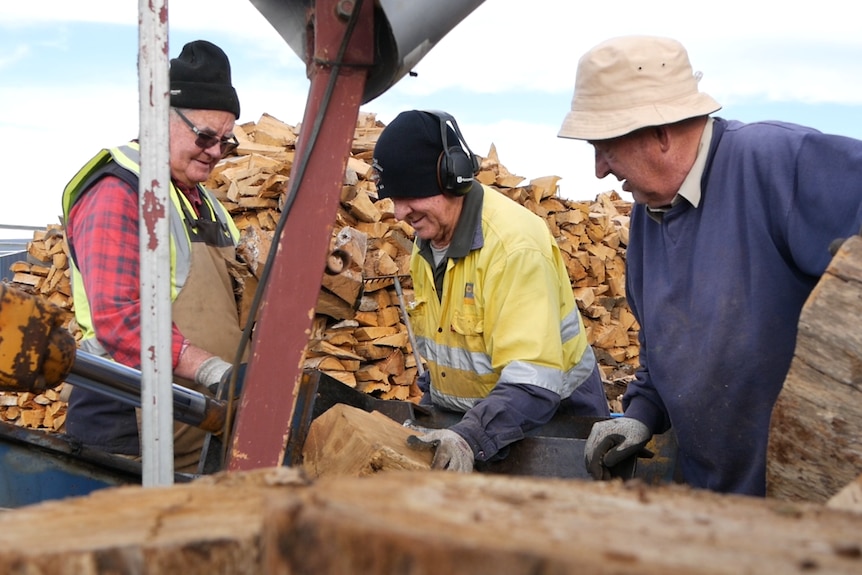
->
<box><xmin>19</xmin><ymin>408</ymin><xmax>45</xmax><ymax>428</ymax></box>
<box><xmin>253</xmin><ymin>113</ymin><xmax>298</xmax><ymax>147</ymax></box>
<box><xmin>353</xmin><ymin>342</ymin><xmax>394</xmax><ymax>361</ymax></box>
<box><xmin>323</xmin><ymin>370</ymin><xmax>357</xmax><ymax>388</ymax></box>
<box><xmin>354</xmin><ymin>326</ymin><xmax>398</xmax><ymax>341</ymax></box>
<box><xmin>303</xmin><ymin>356</ymin><xmax>347</xmax><ymax>372</ymax></box>
<box><xmin>12</xmin><ymin>272</ymin><xmax>42</xmax><ymax>287</ymax></box>
<box><xmin>380</xmin><ymin>384</ymin><xmax>411</xmax><ymax>401</ymax></box>
<box><xmin>377</xmin><ymin>306</ymin><xmax>401</xmax><ymax>328</ymax></box>
<box><xmin>9</xmin><ymin>261</ymin><xmax>31</xmax><ymax>273</ymax></box>
<box><xmin>311</xmin><ymin>340</ymin><xmax>364</xmax><ymax>361</ymax></box>
<box><xmin>373</xmin><ymin>332</ymin><xmax>409</xmax><ymax>349</ymax></box>
<box><xmin>528</xmin><ymin>175</ymin><xmax>560</xmax><ymax>203</ymax></box>
<box><xmin>0</xmin><ymin>394</ymin><xmax>19</xmax><ymax>407</ymax></box>
<box><xmin>324</xmin><ymin>330</ymin><xmax>358</xmax><ymax>347</ymax></box>
<box><xmin>356</xmin><ymin>363</ymin><xmax>390</xmax><ymax>386</ymax></box>
<box><xmin>346</xmin><ymin>156</ymin><xmax>373</xmax><ymax>180</ymax></box>
<box><xmin>301</xmin><ymin>404</ymin><xmax>432</xmax><ymax>478</ymax></box>
<box><xmin>345</xmin><ymin>189</ymin><xmax>381</xmax><ymax>223</ymax></box>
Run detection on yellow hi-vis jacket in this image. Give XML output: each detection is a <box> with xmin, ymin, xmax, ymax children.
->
<box><xmin>408</xmin><ymin>185</ymin><xmax>596</xmax><ymax>412</ymax></box>
<box><xmin>61</xmin><ymin>142</ymin><xmax>240</xmax><ymax>351</ymax></box>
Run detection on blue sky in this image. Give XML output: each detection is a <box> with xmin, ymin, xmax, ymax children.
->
<box><xmin>2</xmin><ymin>0</ymin><xmax>861</xmax><ymax>238</ymax></box>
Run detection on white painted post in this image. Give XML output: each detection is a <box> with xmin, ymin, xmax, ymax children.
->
<box><xmin>138</xmin><ymin>0</ymin><xmax>174</xmax><ymax>486</ymax></box>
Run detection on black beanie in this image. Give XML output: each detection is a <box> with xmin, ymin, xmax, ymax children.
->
<box><xmin>170</xmin><ymin>40</ymin><xmax>240</xmax><ymax>118</ymax></box>
<box><xmin>373</xmin><ymin>110</ymin><xmax>459</xmax><ymax>200</ymax></box>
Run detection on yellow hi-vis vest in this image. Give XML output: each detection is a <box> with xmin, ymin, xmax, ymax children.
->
<box><xmin>408</xmin><ymin>186</ymin><xmax>596</xmax><ymax>412</ymax></box>
<box><xmin>61</xmin><ymin>142</ymin><xmax>240</xmax><ymax>351</ymax></box>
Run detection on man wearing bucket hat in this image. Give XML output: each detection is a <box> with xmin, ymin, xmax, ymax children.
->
<box><xmin>62</xmin><ymin>40</ymin><xmax>248</xmax><ymax>473</ymax></box>
<box><xmin>559</xmin><ymin>35</ymin><xmax>862</xmax><ymax>495</ymax></box>
<box><xmin>373</xmin><ymin>109</ymin><xmax>610</xmax><ymax>473</ymax></box>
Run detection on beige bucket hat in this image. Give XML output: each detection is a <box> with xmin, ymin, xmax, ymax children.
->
<box><xmin>558</xmin><ymin>35</ymin><xmax>722</xmax><ymax>141</ymax></box>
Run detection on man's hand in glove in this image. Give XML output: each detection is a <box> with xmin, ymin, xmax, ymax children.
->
<box><xmin>407</xmin><ymin>428</ymin><xmax>474</xmax><ymax>473</ymax></box>
<box><xmin>194</xmin><ymin>357</ymin><xmax>247</xmax><ymax>399</ymax></box>
<box><xmin>584</xmin><ymin>417</ymin><xmax>652</xmax><ymax>480</ymax></box>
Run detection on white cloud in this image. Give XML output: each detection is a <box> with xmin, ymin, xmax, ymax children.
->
<box><xmin>5</xmin><ymin>0</ymin><xmax>859</xmax><ymax>105</ymax></box>
<box><xmin>402</xmin><ymin>0</ymin><xmax>862</xmax><ymax>104</ymax></box>
<box><xmin>0</xmin><ymin>44</ymin><xmax>29</xmax><ymax>70</ymax></box>
<box><xmin>1</xmin><ymin>0</ymin><xmax>859</xmax><ymax>238</ymax></box>
<box><xmin>0</xmin><ymin>2</ymin><xmax>136</xmax><ymax>25</ymax></box>
<box><xmin>461</xmin><ymin>119</ymin><xmax>621</xmax><ymax>202</ymax></box>
<box><xmin>0</xmin><ymin>83</ymin><xmax>139</xmax><ymax>235</ymax></box>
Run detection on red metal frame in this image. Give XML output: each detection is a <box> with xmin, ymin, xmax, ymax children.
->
<box><xmin>227</xmin><ymin>0</ymin><xmax>374</xmax><ymax>470</ymax></box>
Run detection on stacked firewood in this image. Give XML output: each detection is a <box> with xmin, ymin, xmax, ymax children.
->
<box><xmin>2</xmin><ymin>225</ymin><xmax>75</xmax><ymax>430</ymax></box>
<box><xmin>6</xmin><ymin>225</ymin><xmax>75</xmax><ymax>320</ymax></box>
<box><xmin>1</xmin><ymin>111</ymin><xmax>638</xmax><ymax>429</ymax></box>
<box><xmin>207</xmin><ymin>112</ymin><xmax>638</xmax><ymax>406</ymax></box>
<box><xmin>484</xmin><ymin>148</ymin><xmax>638</xmax><ymax>385</ymax></box>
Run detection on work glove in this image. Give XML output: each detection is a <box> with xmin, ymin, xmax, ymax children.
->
<box><xmin>194</xmin><ymin>357</ymin><xmax>247</xmax><ymax>398</ymax></box>
<box><xmin>584</xmin><ymin>417</ymin><xmax>652</xmax><ymax>480</ymax></box>
<box><xmin>407</xmin><ymin>428</ymin><xmax>474</xmax><ymax>473</ymax></box>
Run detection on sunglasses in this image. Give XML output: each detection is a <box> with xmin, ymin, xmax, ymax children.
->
<box><xmin>174</xmin><ymin>108</ymin><xmax>239</xmax><ymax>156</ymax></box>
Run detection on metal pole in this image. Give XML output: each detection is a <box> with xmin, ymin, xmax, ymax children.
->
<box><xmin>228</xmin><ymin>0</ymin><xmax>374</xmax><ymax>471</ymax></box>
<box><xmin>138</xmin><ymin>0</ymin><xmax>174</xmax><ymax>485</ymax></box>
<box><xmin>392</xmin><ymin>275</ymin><xmax>425</xmax><ymax>377</ymax></box>
<box><xmin>66</xmin><ymin>350</ymin><xmax>228</xmax><ymax>433</ymax></box>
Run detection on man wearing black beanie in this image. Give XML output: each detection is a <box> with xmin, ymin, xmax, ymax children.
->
<box><xmin>61</xmin><ymin>40</ymin><xmax>248</xmax><ymax>473</ymax></box>
<box><xmin>373</xmin><ymin>110</ymin><xmax>610</xmax><ymax>472</ymax></box>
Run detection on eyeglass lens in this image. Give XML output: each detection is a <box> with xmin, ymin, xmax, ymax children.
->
<box><xmin>175</xmin><ymin>109</ymin><xmax>238</xmax><ymax>155</ymax></box>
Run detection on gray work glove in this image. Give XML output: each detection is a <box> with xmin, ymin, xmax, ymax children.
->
<box><xmin>584</xmin><ymin>417</ymin><xmax>652</xmax><ymax>480</ymax></box>
<box><xmin>402</xmin><ymin>419</ymin><xmax>434</xmax><ymax>434</ymax></box>
<box><xmin>407</xmin><ymin>428</ymin><xmax>474</xmax><ymax>473</ymax></box>
<box><xmin>194</xmin><ymin>356</ymin><xmax>246</xmax><ymax>398</ymax></box>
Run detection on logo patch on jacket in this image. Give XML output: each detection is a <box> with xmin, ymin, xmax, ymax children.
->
<box><xmin>463</xmin><ymin>282</ymin><xmax>474</xmax><ymax>305</ymax></box>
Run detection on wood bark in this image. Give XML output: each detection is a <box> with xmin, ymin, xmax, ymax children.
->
<box><xmin>1</xmin><ymin>468</ymin><xmax>861</xmax><ymax>574</ymax></box>
<box><xmin>767</xmin><ymin>235</ymin><xmax>862</xmax><ymax>502</ymax></box>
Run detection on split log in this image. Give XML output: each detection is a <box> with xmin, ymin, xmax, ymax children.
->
<box><xmin>827</xmin><ymin>472</ymin><xmax>862</xmax><ymax>513</ymax></box>
<box><xmin>767</xmin><ymin>235</ymin><xmax>862</xmax><ymax>502</ymax></box>
<box><xmin>301</xmin><ymin>404</ymin><xmax>432</xmax><ymax>478</ymax></box>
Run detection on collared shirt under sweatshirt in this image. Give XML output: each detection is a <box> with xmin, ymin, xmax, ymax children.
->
<box><xmin>624</xmin><ymin>117</ymin><xmax>862</xmax><ymax>495</ymax></box>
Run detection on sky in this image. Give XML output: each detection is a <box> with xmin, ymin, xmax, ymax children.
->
<box><xmin>2</xmin><ymin>0</ymin><xmax>861</xmax><ymax>240</ymax></box>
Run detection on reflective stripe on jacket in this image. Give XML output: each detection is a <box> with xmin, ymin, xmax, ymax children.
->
<box><xmin>409</xmin><ymin>185</ymin><xmax>595</xmax><ymax>412</ymax></box>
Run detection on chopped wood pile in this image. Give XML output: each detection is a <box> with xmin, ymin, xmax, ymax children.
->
<box><xmin>1</xmin><ymin>111</ymin><xmax>637</xmax><ymax>431</ymax></box>
<box><xmin>6</xmin><ymin>224</ymin><xmax>74</xmax><ymax>321</ymax></box>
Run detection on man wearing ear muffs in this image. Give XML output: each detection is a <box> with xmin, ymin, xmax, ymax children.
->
<box><xmin>372</xmin><ymin>109</ymin><xmax>610</xmax><ymax>472</ymax></box>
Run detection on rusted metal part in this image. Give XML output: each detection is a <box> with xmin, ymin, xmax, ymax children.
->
<box><xmin>324</xmin><ymin>248</ymin><xmax>351</xmax><ymax>275</ymax></box>
<box><xmin>0</xmin><ymin>284</ymin><xmax>76</xmax><ymax>393</ymax></box>
<box><xmin>227</xmin><ymin>0</ymin><xmax>374</xmax><ymax>471</ymax></box>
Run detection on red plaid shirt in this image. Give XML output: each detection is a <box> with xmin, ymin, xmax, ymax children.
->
<box><xmin>67</xmin><ymin>176</ymin><xmax>203</xmax><ymax>369</ymax></box>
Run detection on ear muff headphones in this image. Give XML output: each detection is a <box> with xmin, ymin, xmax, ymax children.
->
<box><xmin>423</xmin><ymin>110</ymin><xmax>479</xmax><ymax>196</ymax></box>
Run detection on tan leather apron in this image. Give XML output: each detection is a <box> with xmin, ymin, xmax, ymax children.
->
<box><xmin>168</xmin><ymin>241</ymin><xmax>245</xmax><ymax>472</ymax></box>
<box><xmin>137</xmin><ymin>195</ymin><xmax>247</xmax><ymax>473</ymax></box>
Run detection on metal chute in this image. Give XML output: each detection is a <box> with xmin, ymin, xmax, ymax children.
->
<box><xmin>249</xmin><ymin>0</ymin><xmax>486</xmax><ymax>103</ymax></box>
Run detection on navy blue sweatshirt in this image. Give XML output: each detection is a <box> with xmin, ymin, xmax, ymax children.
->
<box><xmin>624</xmin><ymin>118</ymin><xmax>862</xmax><ymax>495</ymax></box>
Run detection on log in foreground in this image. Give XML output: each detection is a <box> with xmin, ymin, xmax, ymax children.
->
<box><xmin>0</xmin><ymin>468</ymin><xmax>861</xmax><ymax>574</ymax></box>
